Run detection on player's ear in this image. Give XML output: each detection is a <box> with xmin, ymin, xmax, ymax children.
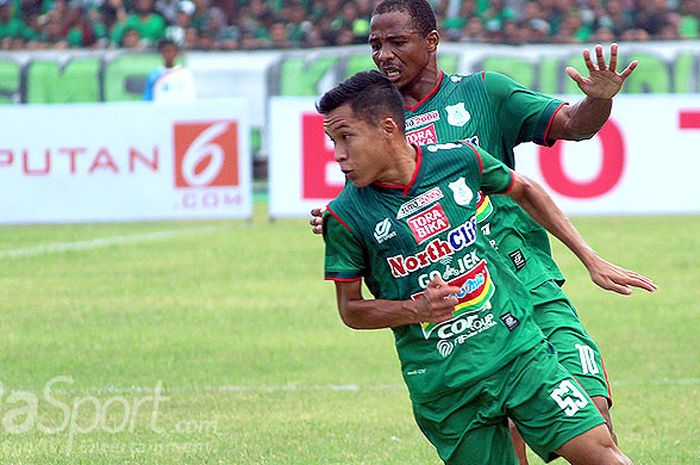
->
<box><xmin>380</xmin><ymin>117</ymin><xmax>400</xmax><ymax>138</ymax></box>
<box><xmin>426</xmin><ymin>30</ymin><xmax>439</xmax><ymax>53</ymax></box>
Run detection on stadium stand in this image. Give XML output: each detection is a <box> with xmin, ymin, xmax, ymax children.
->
<box><xmin>0</xmin><ymin>0</ymin><xmax>697</xmax><ymax>50</ymax></box>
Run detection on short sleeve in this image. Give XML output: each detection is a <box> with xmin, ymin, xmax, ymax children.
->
<box><xmin>323</xmin><ymin>206</ymin><xmax>365</xmax><ymax>281</ymax></box>
<box><xmin>468</xmin><ymin>144</ymin><xmax>515</xmax><ymax>195</ymax></box>
<box><xmin>482</xmin><ymin>71</ymin><xmax>566</xmax><ymax>148</ymax></box>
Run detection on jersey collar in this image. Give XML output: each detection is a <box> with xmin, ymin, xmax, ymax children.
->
<box><xmin>372</xmin><ymin>145</ymin><xmax>423</xmax><ymax>196</ymax></box>
<box><xmin>405</xmin><ymin>71</ymin><xmax>445</xmax><ymax>113</ymax></box>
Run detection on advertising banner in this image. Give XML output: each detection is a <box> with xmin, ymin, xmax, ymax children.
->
<box><xmin>0</xmin><ymin>99</ymin><xmax>252</xmax><ymax>223</ymax></box>
<box><xmin>268</xmin><ymin>95</ymin><xmax>700</xmax><ymax>217</ymax></box>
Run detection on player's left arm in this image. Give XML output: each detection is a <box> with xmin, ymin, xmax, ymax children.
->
<box><xmin>547</xmin><ymin>43</ymin><xmax>638</xmax><ymax>142</ymax></box>
<box><xmin>474</xmin><ymin>145</ymin><xmax>657</xmax><ymax>295</ymax></box>
<box><xmin>505</xmin><ymin>175</ymin><xmax>657</xmax><ymax>294</ymax></box>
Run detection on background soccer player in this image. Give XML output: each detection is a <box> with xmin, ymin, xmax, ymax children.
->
<box><xmin>310</xmin><ymin>1</ymin><xmax>657</xmax><ymax>462</ymax></box>
<box><xmin>320</xmin><ymin>69</ymin><xmax>636</xmax><ymax>465</ymax></box>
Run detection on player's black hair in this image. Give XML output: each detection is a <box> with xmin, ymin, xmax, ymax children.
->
<box><xmin>316</xmin><ymin>70</ymin><xmax>406</xmax><ymax>129</ymax></box>
<box><xmin>157</xmin><ymin>38</ymin><xmax>179</xmax><ymax>51</ymax></box>
<box><xmin>372</xmin><ymin>0</ymin><xmax>437</xmax><ymax>37</ymax></box>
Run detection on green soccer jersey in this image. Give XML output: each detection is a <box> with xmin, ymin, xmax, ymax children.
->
<box><xmin>324</xmin><ymin>143</ymin><xmax>544</xmax><ymax>403</ymax></box>
<box><xmin>403</xmin><ymin>71</ymin><xmax>566</xmax><ymax>288</ymax></box>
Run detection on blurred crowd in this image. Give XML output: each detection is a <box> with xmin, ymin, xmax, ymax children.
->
<box><xmin>0</xmin><ymin>0</ymin><xmax>697</xmax><ymax>50</ymax></box>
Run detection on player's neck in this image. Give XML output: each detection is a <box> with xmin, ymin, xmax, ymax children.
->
<box><xmin>376</xmin><ymin>141</ymin><xmax>417</xmax><ymax>186</ymax></box>
<box><xmin>401</xmin><ymin>65</ymin><xmax>442</xmax><ymax>108</ymax></box>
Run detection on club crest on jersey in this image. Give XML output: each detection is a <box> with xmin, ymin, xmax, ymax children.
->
<box><xmin>448</xmin><ymin>177</ymin><xmax>473</xmax><ymax>206</ymax></box>
<box><xmin>374</xmin><ymin>218</ymin><xmax>397</xmax><ymax>244</ymax></box>
<box><xmin>445</xmin><ymin>102</ymin><xmax>471</xmax><ymax>127</ymax></box>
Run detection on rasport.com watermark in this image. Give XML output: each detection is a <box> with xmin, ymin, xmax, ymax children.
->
<box><xmin>0</xmin><ymin>376</ymin><xmax>218</xmax><ymax>455</ymax></box>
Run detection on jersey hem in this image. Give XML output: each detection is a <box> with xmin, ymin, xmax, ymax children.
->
<box><xmin>325</xmin><ymin>276</ymin><xmax>362</xmax><ymax>282</ymax></box>
<box><xmin>408</xmin><ymin>337</ymin><xmax>542</xmax><ymax>404</ymax></box>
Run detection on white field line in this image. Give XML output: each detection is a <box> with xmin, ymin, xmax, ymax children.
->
<box><xmin>0</xmin><ymin>226</ymin><xmax>229</xmax><ymax>258</ymax></box>
<box><xmin>2</xmin><ymin>378</ymin><xmax>699</xmax><ymax>396</ymax></box>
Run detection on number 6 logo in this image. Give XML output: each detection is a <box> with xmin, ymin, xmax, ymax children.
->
<box><xmin>174</xmin><ymin>121</ymin><xmax>239</xmax><ymax>188</ymax></box>
<box><xmin>550</xmin><ymin>380</ymin><xmax>588</xmax><ymax>416</ymax></box>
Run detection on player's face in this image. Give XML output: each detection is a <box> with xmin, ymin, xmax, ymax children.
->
<box><xmin>324</xmin><ymin>104</ymin><xmax>390</xmax><ymax>188</ymax></box>
<box><xmin>161</xmin><ymin>44</ymin><xmax>179</xmax><ymax>68</ymax></box>
<box><xmin>369</xmin><ymin>11</ymin><xmax>436</xmax><ymax>91</ymax></box>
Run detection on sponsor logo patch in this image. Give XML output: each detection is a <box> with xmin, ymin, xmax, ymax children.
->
<box><xmin>500</xmin><ymin>312</ymin><xmax>520</xmax><ymax>332</ymax></box>
<box><xmin>407</xmin><ymin>204</ymin><xmax>450</xmax><ymax>244</ymax></box>
<box><xmin>387</xmin><ymin>217</ymin><xmax>478</xmax><ymax>278</ymax></box>
<box><xmin>374</xmin><ymin>218</ymin><xmax>397</xmax><ymax>244</ymax></box>
<box><xmin>434</xmin><ymin>313</ymin><xmax>497</xmax><ymax>356</ymax></box>
<box><xmin>412</xmin><ymin>259</ymin><xmax>496</xmax><ymax>338</ymax></box>
<box><xmin>405</xmin><ymin>110</ymin><xmax>440</xmax><ymax>130</ymax></box>
<box><xmin>406</xmin><ymin>124</ymin><xmax>437</xmax><ymax>145</ymax></box>
<box><xmin>174</xmin><ymin>121</ymin><xmax>239</xmax><ymax>188</ymax></box>
<box><xmin>508</xmin><ymin>249</ymin><xmax>526</xmax><ymax>271</ymax></box>
<box><xmin>396</xmin><ymin>187</ymin><xmax>443</xmax><ymax>219</ymax></box>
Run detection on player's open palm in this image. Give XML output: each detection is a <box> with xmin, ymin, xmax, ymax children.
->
<box><xmin>587</xmin><ymin>256</ymin><xmax>657</xmax><ymax>295</ymax></box>
<box><xmin>414</xmin><ymin>276</ymin><xmax>460</xmax><ymax>324</ymax></box>
<box><xmin>566</xmin><ymin>43</ymin><xmax>638</xmax><ymax>100</ymax></box>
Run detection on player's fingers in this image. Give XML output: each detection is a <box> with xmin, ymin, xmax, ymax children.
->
<box><xmin>309</xmin><ymin>216</ymin><xmax>322</xmax><ymax>226</ymax></box>
<box><xmin>619</xmin><ymin>60</ymin><xmax>638</xmax><ymax>80</ymax></box>
<box><xmin>431</xmin><ymin>310</ymin><xmax>455</xmax><ymax>324</ymax></box>
<box><xmin>565</xmin><ymin>67</ymin><xmax>585</xmax><ymax>87</ymax></box>
<box><xmin>312</xmin><ymin>224</ymin><xmax>323</xmax><ymax>235</ymax></box>
<box><xmin>582</xmin><ymin>49</ymin><xmax>596</xmax><ymax>72</ymax></box>
<box><xmin>608</xmin><ymin>43</ymin><xmax>618</xmax><ymax>71</ymax></box>
<box><xmin>624</xmin><ymin>276</ymin><xmax>657</xmax><ymax>292</ymax></box>
<box><xmin>429</xmin><ymin>285</ymin><xmax>461</xmax><ymax>301</ymax></box>
<box><xmin>427</xmin><ymin>275</ymin><xmax>448</xmax><ymax>288</ymax></box>
<box><xmin>310</xmin><ymin>207</ymin><xmax>324</xmax><ymax>217</ymax></box>
<box><xmin>607</xmin><ymin>281</ymin><xmax>632</xmax><ymax>295</ymax></box>
<box><xmin>595</xmin><ymin>44</ymin><xmax>606</xmax><ymax>70</ymax></box>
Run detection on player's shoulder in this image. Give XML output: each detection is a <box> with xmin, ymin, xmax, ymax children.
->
<box><xmin>443</xmin><ymin>72</ymin><xmax>485</xmax><ymax>91</ymax></box>
<box><xmin>420</xmin><ymin>142</ymin><xmax>480</xmax><ymax>170</ymax></box>
<box><xmin>325</xmin><ymin>186</ymin><xmax>361</xmax><ymax>228</ymax></box>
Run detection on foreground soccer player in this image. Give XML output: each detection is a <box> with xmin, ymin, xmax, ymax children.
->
<box><xmin>321</xmin><ymin>70</ymin><xmax>634</xmax><ymax>465</ymax></box>
<box><xmin>312</xmin><ymin>2</ymin><xmax>657</xmax><ymax>460</ymax></box>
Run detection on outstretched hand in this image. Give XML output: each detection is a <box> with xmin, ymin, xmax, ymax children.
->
<box><xmin>413</xmin><ymin>276</ymin><xmax>460</xmax><ymax>324</ymax></box>
<box><xmin>309</xmin><ymin>207</ymin><xmax>324</xmax><ymax>235</ymax></box>
<box><xmin>587</xmin><ymin>255</ymin><xmax>657</xmax><ymax>295</ymax></box>
<box><xmin>566</xmin><ymin>43</ymin><xmax>637</xmax><ymax>100</ymax></box>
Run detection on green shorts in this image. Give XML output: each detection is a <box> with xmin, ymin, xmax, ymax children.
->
<box><xmin>530</xmin><ymin>280</ymin><xmax>611</xmax><ymax>404</ymax></box>
<box><xmin>412</xmin><ymin>341</ymin><xmax>605</xmax><ymax>464</ymax></box>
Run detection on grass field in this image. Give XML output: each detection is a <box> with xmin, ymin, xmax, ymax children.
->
<box><xmin>0</xmin><ymin>202</ymin><xmax>698</xmax><ymax>465</ymax></box>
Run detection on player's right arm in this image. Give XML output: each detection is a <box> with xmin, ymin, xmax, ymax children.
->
<box><xmin>334</xmin><ymin>277</ymin><xmax>459</xmax><ymax>330</ymax></box>
<box><xmin>324</xmin><ymin>206</ymin><xmax>459</xmax><ymax>329</ymax></box>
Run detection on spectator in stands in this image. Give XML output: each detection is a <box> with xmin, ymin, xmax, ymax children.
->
<box><xmin>459</xmin><ymin>16</ymin><xmax>486</xmax><ymax>42</ymax></box>
<box><xmin>481</xmin><ymin>0</ymin><xmax>517</xmax><ymax>35</ymax></box>
<box><xmin>61</xmin><ymin>4</ymin><xmax>107</xmax><ymax>47</ymax></box>
<box><xmin>111</xmin><ymin>0</ymin><xmax>165</xmax><ymax>47</ymax></box>
<box><xmin>120</xmin><ymin>26</ymin><xmax>142</xmax><ymax>47</ymax></box>
<box><xmin>636</xmin><ymin>0</ymin><xmax>672</xmax><ymax>37</ymax></box>
<box><xmin>0</xmin><ymin>0</ymin><xmax>33</xmax><ymax>49</ymax></box>
<box><xmin>164</xmin><ymin>0</ymin><xmax>193</xmax><ymax>46</ymax></box>
<box><xmin>678</xmin><ymin>0</ymin><xmax>699</xmax><ymax>38</ymax></box>
<box><xmin>2</xmin><ymin>0</ymin><xmax>699</xmax><ymax>50</ymax></box>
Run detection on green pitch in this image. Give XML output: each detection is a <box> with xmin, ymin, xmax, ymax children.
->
<box><xmin>0</xmin><ymin>204</ymin><xmax>698</xmax><ymax>464</ymax></box>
